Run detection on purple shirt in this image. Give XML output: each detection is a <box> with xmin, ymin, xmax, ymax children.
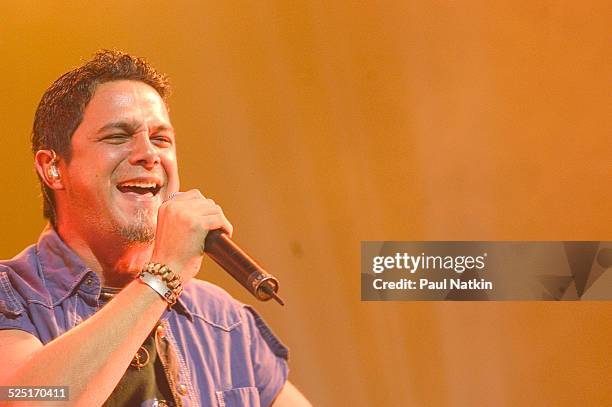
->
<box><xmin>0</xmin><ymin>227</ymin><xmax>289</xmax><ymax>406</ymax></box>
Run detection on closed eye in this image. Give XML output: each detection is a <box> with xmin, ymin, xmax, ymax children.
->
<box><xmin>151</xmin><ymin>135</ymin><xmax>173</xmax><ymax>147</ymax></box>
<box><xmin>102</xmin><ymin>134</ymin><xmax>130</xmax><ymax>144</ymax></box>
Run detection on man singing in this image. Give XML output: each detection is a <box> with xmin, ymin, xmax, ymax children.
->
<box><xmin>0</xmin><ymin>50</ymin><xmax>310</xmax><ymax>407</ymax></box>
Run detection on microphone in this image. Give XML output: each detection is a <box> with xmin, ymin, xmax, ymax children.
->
<box><xmin>204</xmin><ymin>229</ymin><xmax>285</xmax><ymax>306</ymax></box>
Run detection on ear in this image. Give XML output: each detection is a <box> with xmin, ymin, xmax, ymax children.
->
<box><xmin>34</xmin><ymin>150</ymin><xmax>64</xmax><ymax>190</ymax></box>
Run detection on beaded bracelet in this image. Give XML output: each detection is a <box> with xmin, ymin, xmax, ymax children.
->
<box><xmin>138</xmin><ymin>262</ymin><xmax>183</xmax><ymax>305</ymax></box>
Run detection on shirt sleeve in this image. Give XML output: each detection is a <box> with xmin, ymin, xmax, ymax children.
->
<box><xmin>243</xmin><ymin>305</ymin><xmax>289</xmax><ymax>407</ymax></box>
<box><xmin>0</xmin><ymin>269</ymin><xmax>38</xmax><ymax>337</ymax></box>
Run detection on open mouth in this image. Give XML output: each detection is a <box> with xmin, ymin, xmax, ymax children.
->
<box><xmin>116</xmin><ymin>181</ymin><xmax>162</xmax><ymax>197</ymax></box>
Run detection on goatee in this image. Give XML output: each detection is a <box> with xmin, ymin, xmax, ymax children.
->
<box><xmin>118</xmin><ymin>208</ymin><xmax>155</xmax><ymax>244</ymax></box>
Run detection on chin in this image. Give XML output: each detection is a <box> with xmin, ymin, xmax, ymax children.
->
<box><xmin>115</xmin><ymin>208</ymin><xmax>157</xmax><ymax>244</ymax></box>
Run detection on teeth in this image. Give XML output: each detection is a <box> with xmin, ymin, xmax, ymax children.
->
<box><xmin>119</xmin><ymin>182</ymin><xmax>158</xmax><ymax>188</ymax></box>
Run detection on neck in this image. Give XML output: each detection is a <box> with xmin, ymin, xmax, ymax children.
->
<box><xmin>55</xmin><ymin>223</ymin><xmax>153</xmax><ymax>288</ymax></box>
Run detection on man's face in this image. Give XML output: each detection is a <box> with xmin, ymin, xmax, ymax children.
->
<box><xmin>59</xmin><ymin>80</ymin><xmax>179</xmax><ymax>243</ymax></box>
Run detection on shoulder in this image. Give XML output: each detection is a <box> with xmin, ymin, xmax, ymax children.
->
<box><xmin>0</xmin><ymin>245</ymin><xmax>43</xmax><ymax>337</ymax></box>
<box><xmin>0</xmin><ymin>244</ymin><xmax>47</xmax><ymax>304</ymax></box>
<box><xmin>0</xmin><ymin>244</ymin><xmax>39</xmax><ymax>276</ymax></box>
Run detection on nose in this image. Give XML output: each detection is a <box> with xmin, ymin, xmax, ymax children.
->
<box><xmin>128</xmin><ymin>133</ymin><xmax>160</xmax><ymax>169</ymax></box>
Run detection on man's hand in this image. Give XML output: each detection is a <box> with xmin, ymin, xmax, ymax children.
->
<box><xmin>151</xmin><ymin>189</ymin><xmax>233</xmax><ymax>282</ymax></box>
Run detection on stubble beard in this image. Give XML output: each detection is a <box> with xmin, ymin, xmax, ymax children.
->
<box><xmin>117</xmin><ymin>207</ymin><xmax>156</xmax><ymax>244</ymax></box>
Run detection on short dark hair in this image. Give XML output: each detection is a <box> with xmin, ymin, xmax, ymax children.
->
<box><xmin>31</xmin><ymin>50</ymin><xmax>171</xmax><ymax>227</ymax></box>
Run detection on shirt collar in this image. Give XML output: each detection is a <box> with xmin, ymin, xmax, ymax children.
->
<box><xmin>36</xmin><ymin>226</ymin><xmax>193</xmax><ymax>319</ymax></box>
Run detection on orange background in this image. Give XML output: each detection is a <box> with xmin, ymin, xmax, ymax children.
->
<box><xmin>1</xmin><ymin>2</ymin><xmax>610</xmax><ymax>406</ymax></box>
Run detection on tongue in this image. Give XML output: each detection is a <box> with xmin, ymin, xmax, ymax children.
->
<box><xmin>118</xmin><ymin>185</ymin><xmax>154</xmax><ymax>196</ymax></box>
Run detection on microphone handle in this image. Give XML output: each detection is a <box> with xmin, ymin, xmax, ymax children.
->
<box><xmin>204</xmin><ymin>229</ymin><xmax>284</xmax><ymax>305</ymax></box>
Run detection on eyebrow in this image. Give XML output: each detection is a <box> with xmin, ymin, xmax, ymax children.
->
<box><xmin>96</xmin><ymin>120</ymin><xmax>174</xmax><ymax>135</ymax></box>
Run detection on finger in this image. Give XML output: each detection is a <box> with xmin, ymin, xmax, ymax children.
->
<box><xmin>164</xmin><ymin>191</ymin><xmax>182</xmax><ymax>202</ymax></box>
<box><xmin>214</xmin><ymin>205</ymin><xmax>233</xmax><ymax>237</ymax></box>
<box><xmin>201</xmin><ymin>214</ymin><xmax>234</xmax><ymax>237</ymax></box>
<box><xmin>165</xmin><ymin>189</ymin><xmax>205</xmax><ymax>202</ymax></box>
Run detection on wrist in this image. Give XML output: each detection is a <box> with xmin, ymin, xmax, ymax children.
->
<box><xmin>137</xmin><ymin>262</ymin><xmax>184</xmax><ymax>306</ymax></box>
<box><xmin>149</xmin><ymin>253</ymin><xmax>203</xmax><ymax>283</ymax></box>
